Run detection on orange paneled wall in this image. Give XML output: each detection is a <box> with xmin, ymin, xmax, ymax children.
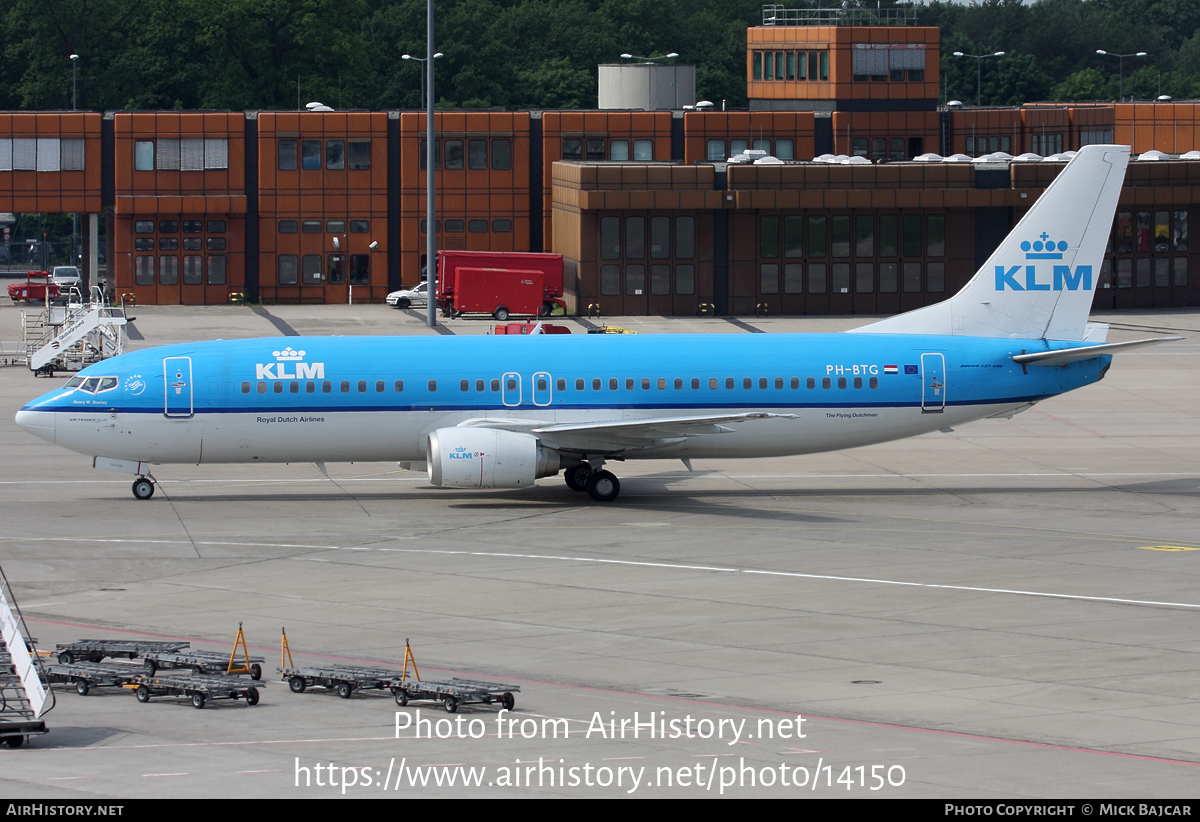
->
<box><xmin>541</xmin><ymin>110</ymin><xmax>671</xmax><ymax>252</ymax></box>
<box><xmin>683</xmin><ymin>111</ymin><xmax>816</xmax><ymax>162</ymax></box>
<box><xmin>257</xmin><ymin>111</ymin><xmax>389</xmax><ymax>303</ymax></box>
<box><xmin>398</xmin><ymin>111</ymin><xmax>532</xmax><ymax>286</ymax></box>
<box><xmin>830</xmin><ymin>110</ymin><xmax>939</xmax><ymax>158</ymax></box>
<box><xmin>1115</xmin><ymin>103</ymin><xmax>1200</xmax><ymax>155</ymax></box>
<box><xmin>0</xmin><ymin>112</ymin><xmax>102</xmax><ymax>214</ymax></box>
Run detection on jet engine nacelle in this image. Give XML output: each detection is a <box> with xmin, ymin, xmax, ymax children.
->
<box><xmin>427</xmin><ymin>427</ymin><xmax>560</xmax><ymax>489</ymax></box>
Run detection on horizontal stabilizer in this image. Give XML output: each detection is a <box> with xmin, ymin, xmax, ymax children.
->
<box><xmin>1012</xmin><ymin>337</ymin><xmax>1181</xmax><ymax>366</ymax></box>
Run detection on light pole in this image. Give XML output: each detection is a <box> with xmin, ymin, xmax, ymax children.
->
<box><xmin>69</xmin><ymin>53</ymin><xmax>78</xmax><ymax>110</ymax></box>
<box><xmin>401</xmin><ymin>52</ymin><xmax>442</xmax><ymax>111</ymax></box>
<box><xmin>426</xmin><ymin>0</ymin><xmax>437</xmax><ymax>328</ymax></box>
<box><xmin>952</xmin><ymin>51</ymin><xmax>1004</xmax><ymax>107</ymax></box>
<box><xmin>1096</xmin><ymin>50</ymin><xmax>1147</xmax><ymax>102</ymax></box>
<box><xmin>620</xmin><ymin>52</ymin><xmax>678</xmax><ymax>112</ymax></box>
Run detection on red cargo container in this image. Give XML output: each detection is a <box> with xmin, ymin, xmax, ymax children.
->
<box><xmin>7</xmin><ymin>271</ymin><xmax>61</xmax><ymax>303</ymax></box>
<box><xmin>493</xmin><ymin>322</ymin><xmax>571</xmax><ymax>335</ymax></box>
<box><xmin>453</xmin><ymin>268</ymin><xmax>544</xmax><ymax>320</ymax></box>
<box><xmin>437</xmin><ymin>251</ymin><xmax>565</xmax><ymax>316</ymax></box>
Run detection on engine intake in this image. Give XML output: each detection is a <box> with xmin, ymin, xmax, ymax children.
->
<box><xmin>427</xmin><ymin>427</ymin><xmax>560</xmax><ymax>488</ymax></box>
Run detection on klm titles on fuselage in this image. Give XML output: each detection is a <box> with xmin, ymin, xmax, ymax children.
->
<box><xmin>995</xmin><ymin>232</ymin><xmax>1091</xmax><ymax>292</ymax></box>
<box><xmin>254</xmin><ymin>347</ymin><xmax>325</xmax><ymax>381</ymax></box>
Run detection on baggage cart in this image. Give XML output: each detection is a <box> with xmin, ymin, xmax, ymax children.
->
<box><xmin>54</xmin><ymin>639</ymin><xmax>188</xmax><ymax>665</ymax></box>
<box><xmin>131</xmin><ymin>673</ymin><xmax>261</xmax><ymax>709</ymax></box>
<box><xmin>44</xmin><ymin>661</ymin><xmax>142</xmax><ymax>695</ymax></box>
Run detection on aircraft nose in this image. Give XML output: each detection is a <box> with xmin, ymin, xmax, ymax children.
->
<box><xmin>15</xmin><ymin>409</ymin><xmax>55</xmax><ymax>443</ymax></box>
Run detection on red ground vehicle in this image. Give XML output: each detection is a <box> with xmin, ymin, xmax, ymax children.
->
<box><xmin>451</xmin><ymin>268</ymin><xmax>545</xmax><ymax>320</ymax></box>
<box><xmin>436</xmin><ymin>251</ymin><xmax>565</xmax><ymax>318</ymax></box>
<box><xmin>6</xmin><ymin>271</ymin><xmax>61</xmax><ymax>303</ymax></box>
<box><xmin>493</xmin><ymin>322</ymin><xmax>571</xmax><ymax>335</ymax></box>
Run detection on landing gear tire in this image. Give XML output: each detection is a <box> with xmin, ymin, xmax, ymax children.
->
<box><xmin>564</xmin><ymin>465</ymin><xmax>592</xmax><ymax>492</ymax></box>
<box><xmin>396</xmin><ymin>298</ymin><xmax>411</xmax><ymax>309</ymax></box>
<box><xmin>493</xmin><ymin>307</ymin><xmax>509</xmax><ymax>321</ymax></box>
<box><xmin>586</xmin><ymin>470</ymin><xmax>620</xmax><ymax>502</ymax></box>
<box><xmin>132</xmin><ymin>478</ymin><xmax>155</xmax><ymax>500</ymax></box>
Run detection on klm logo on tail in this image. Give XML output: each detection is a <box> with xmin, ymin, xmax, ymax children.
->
<box><xmin>995</xmin><ymin>232</ymin><xmax>1091</xmax><ymax>292</ymax></box>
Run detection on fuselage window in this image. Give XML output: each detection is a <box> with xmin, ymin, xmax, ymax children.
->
<box><xmin>508</xmin><ymin>378</ymin><xmax>518</xmax><ymax>391</ymax></box>
<box><xmin>428</xmin><ymin>380</ymin><xmax>437</xmax><ymax>392</ymax></box>
<box><xmin>289</xmin><ymin>382</ymin><xmax>299</xmax><ymax>394</ymax></box>
<box><xmin>807</xmin><ymin>378</ymin><xmax>816</xmax><ymax>389</ymax></box>
<box><xmin>241</xmin><ymin>381</ymin><xmax>251</xmax><ymax>394</ymax></box>
<box><xmin>576</xmin><ymin>378</ymin><xmax>585</xmax><ymax>391</ymax></box>
<box><xmin>709</xmin><ymin>378</ymin><xmax>718</xmax><ymax>389</ymax></box>
<box><xmin>274</xmin><ymin>382</ymin><xmax>283</xmax><ymax>394</ymax></box>
<box><xmin>490</xmin><ymin>379</ymin><xmax>500</xmax><ymax>392</ymax></box>
<box><xmin>853</xmin><ymin>377</ymin><xmax>863</xmax><ymax>389</ymax></box>
<box><xmin>790</xmin><ymin>377</ymin><xmax>800</xmax><ymax>389</ymax></box>
<box><xmin>340</xmin><ymin>381</ymin><xmax>350</xmax><ymax>393</ymax></box>
<box><xmin>775</xmin><ymin>378</ymin><xmax>784</xmax><ymax>389</ymax></box>
<box><xmin>838</xmin><ymin>377</ymin><xmax>847</xmax><ymax>389</ymax></box>
<box><xmin>657</xmin><ymin>378</ymin><xmax>666</xmax><ymax>390</ymax></box>
<box><xmin>691</xmin><ymin>378</ymin><xmax>700</xmax><ymax>389</ymax></box>
<box><xmin>323</xmin><ymin>381</ymin><xmax>332</xmax><ymax>393</ymax></box>
<box><xmin>556</xmin><ymin>379</ymin><xmax>566</xmax><ymax>391</ymax></box>
<box><xmin>759</xmin><ymin>378</ymin><xmax>768</xmax><ymax>389</ymax></box>
<box><xmin>477</xmin><ymin>380</ymin><xmax>486</xmax><ymax>392</ymax></box>
<box><xmin>725</xmin><ymin>378</ymin><xmax>734</xmax><ymax>389</ymax></box>
<box><xmin>258</xmin><ymin>382</ymin><xmax>267</xmax><ymax>394</ymax></box>
<box><xmin>626</xmin><ymin>378</ymin><xmax>635</xmax><ymax>390</ymax></box>
<box><xmin>461</xmin><ymin>380</ymin><xmax>470</xmax><ymax>392</ymax></box>
<box><xmin>869</xmin><ymin>376</ymin><xmax>878</xmax><ymax>389</ymax></box>
<box><xmin>394</xmin><ymin>381</ymin><xmax>404</xmax><ymax>392</ymax></box>
<box><xmin>306</xmin><ymin>381</ymin><xmax>315</xmax><ymax>393</ymax></box>
<box><xmin>540</xmin><ymin>378</ymin><xmax>549</xmax><ymax>391</ymax></box>
<box><xmin>743</xmin><ymin>378</ymin><xmax>752</xmax><ymax>390</ymax></box>
<box><xmin>358</xmin><ymin>380</ymin><xmax>367</xmax><ymax>393</ymax></box>
<box><xmin>642</xmin><ymin>378</ymin><xmax>651</xmax><ymax>390</ymax></box>
<box><xmin>376</xmin><ymin>381</ymin><xmax>385</xmax><ymax>393</ymax></box>
<box><xmin>822</xmin><ymin>377</ymin><xmax>831</xmax><ymax>389</ymax></box>
<box><xmin>674</xmin><ymin>378</ymin><xmax>683</xmax><ymax>390</ymax></box>
<box><xmin>592</xmin><ymin>378</ymin><xmax>601</xmax><ymax>391</ymax></box>
<box><xmin>608</xmin><ymin>378</ymin><xmax>617</xmax><ymax>391</ymax></box>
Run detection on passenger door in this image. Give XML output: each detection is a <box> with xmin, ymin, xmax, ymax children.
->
<box><xmin>532</xmin><ymin>371</ymin><xmax>552</xmax><ymax>406</ymax></box>
<box><xmin>163</xmin><ymin>356</ymin><xmax>193</xmax><ymax>418</ymax></box>
<box><xmin>921</xmin><ymin>353</ymin><xmax>945</xmax><ymax>413</ymax></box>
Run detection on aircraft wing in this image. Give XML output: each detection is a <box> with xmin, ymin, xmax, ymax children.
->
<box><xmin>1012</xmin><ymin>337</ymin><xmax>1181</xmax><ymax>366</ymax></box>
<box><xmin>460</xmin><ymin>412</ymin><xmax>797</xmax><ymax>454</ymax></box>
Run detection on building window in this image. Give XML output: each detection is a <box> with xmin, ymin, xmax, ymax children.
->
<box><xmin>158</xmin><ymin>220</ymin><xmax>178</xmax><ymax>234</ymax></box>
<box><xmin>183</xmin><ymin>238</ymin><xmax>202</xmax><ymax>250</ymax></box>
<box><xmin>135</xmin><ymin>256</ymin><xmax>154</xmax><ymax>285</ymax></box>
<box><xmin>760</xmin><ymin>215</ymin><xmax>780</xmax><ymax>258</ymax></box>
<box><xmin>183</xmin><ymin>220</ymin><xmax>203</xmax><ymax>233</ymax></box>
<box><xmin>650</xmin><ymin>216</ymin><xmax>670</xmax><ymax>259</ymax></box>
<box><xmin>927</xmin><ymin>261</ymin><xmax>946</xmax><ymax>292</ymax></box>
<box><xmin>832</xmin><ymin>263</ymin><xmax>851</xmax><ymax>293</ymax></box>
<box><xmin>808</xmin><ymin>215</ymin><xmax>827</xmax><ymax>257</ymax></box>
<box><xmin>302</xmin><ymin>220</ymin><xmax>322</xmax><ymax>233</ymax></box>
<box><xmin>444</xmin><ymin>139</ymin><xmax>464</xmax><ymax>169</ymax></box>
<box><xmin>903</xmin><ymin>261</ymin><xmax>922</xmax><ymax>292</ymax></box>
<box><xmin>327</xmin><ymin>254</ymin><xmax>346</xmax><ymax>285</ymax></box>
<box><xmin>706</xmin><ymin>139</ymin><xmax>725</xmax><ymax>161</ymax></box>
<box><xmin>135</xmin><ymin>141</ymin><xmax>154</xmax><ymax>171</ymax></box>
<box><xmin>731</xmin><ymin>138</ymin><xmax>748</xmax><ymax>157</ymax></box>
<box><xmin>60</xmin><ymin>138</ymin><xmax>85</xmax><ymax>170</ymax></box>
<box><xmin>830</xmin><ymin>215</ymin><xmax>851</xmax><ymax>257</ymax></box>
<box><xmin>753</xmin><ymin>51</ymin><xmax>763</xmax><ymax>80</ymax></box>
<box><xmin>927</xmin><ymin>215</ymin><xmax>946</xmax><ymax>256</ymax></box>
<box><xmin>855</xmin><ymin>262</ymin><xmax>874</xmax><ymax>293</ymax></box>
<box><xmin>159</xmin><ymin>238</ymin><xmax>178</xmax><ymax>251</ymax></box>
<box><xmin>302</xmin><ymin>254</ymin><xmax>322</xmax><ymax>285</ymax></box>
<box><xmin>348</xmin><ymin>140</ymin><xmax>371</xmax><ymax>170</ymax></box>
<box><xmin>808</xmin><ymin>262</ymin><xmax>827</xmax><ymax>293</ymax></box>
<box><xmin>610</xmin><ymin>140</ymin><xmax>629</xmax><ymax>161</ymax></box>
<box><xmin>491</xmin><ymin>219</ymin><xmax>511</xmax><ymax>232</ymax></box>
<box><xmin>207</xmin><ymin>238</ymin><xmax>226</xmax><ymax>250</ymax></box>
<box><xmin>420</xmin><ymin>219</ymin><xmax>440</xmax><ymax>233</ymax></box>
<box><xmin>350</xmin><ymin>219</ymin><xmax>369</xmax><ymax>233</ymax></box>
<box><xmin>134</xmin><ymin>238</ymin><xmax>154</xmax><ymax>251</ymax></box>
<box><xmin>325</xmin><ymin>140</ymin><xmax>345</xmax><ymax>170</ymax></box>
<box><xmin>776</xmin><ymin>139</ymin><xmax>794</xmax><ymax>160</ymax></box>
<box><xmin>492</xmin><ymin>139</ymin><xmax>511</xmax><ymax>169</ymax></box>
<box><xmin>586</xmin><ymin>139</ymin><xmax>606</xmax><ymax>161</ymax></box>
<box><xmin>784</xmin><ymin>263</ymin><xmax>803</xmax><ymax>293</ymax></box>
<box><xmin>279</xmin><ymin>220</ymin><xmax>298</xmax><ymax>234</ymax></box>
<box><xmin>279</xmin><ymin>255</ymin><xmax>298</xmax><ymax>285</ymax></box>
<box><xmin>468</xmin><ymin>219</ymin><xmax>488</xmax><ymax>233</ymax></box>
<box><xmin>676</xmin><ymin>264</ymin><xmax>695</xmax><ymax>295</ymax></box>
<box><xmin>419</xmin><ymin>138</ymin><xmax>441</xmax><ymax>170</ymax></box>
<box><xmin>562</xmin><ymin>139</ymin><xmax>582</xmax><ymax>160</ymax></box>
<box><xmin>326</xmin><ymin>220</ymin><xmax>345</xmax><ymax>234</ymax></box>
<box><xmin>676</xmin><ymin>216</ymin><xmax>695</xmax><ymax>258</ymax></box>
<box><xmin>301</xmin><ymin>140</ymin><xmax>321</xmax><ymax>169</ymax></box>
<box><xmin>855</xmin><ymin>215</ymin><xmax>874</xmax><ymax>257</ymax></box>
<box><xmin>350</xmin><ymin>255</ymin><xmax>369</xmax><ymax>285</ymax></box>
<box><xmin>159</xmin><ymin>255</ymin><xmax>178</xmax><ymax>285</ymax></box>
<box><xmin>760</xmin><ymin>263</ymin><xmax>780</xmax><ymax>294</ymax></box>
<box><xmin>600</xmin><ymin>216</ymin><xmax>620</xmax><ymax>259</ymax></box>
<box><xmin>208</xmin><ymin>255</ymin><xmax>226</xmax><ymax>285</ymax></box>
<box><xmin>445</xmin><ymin>219</ymin><xmax>464</xmax><ymax>232</ymax></box>
<box><xmin>651</xmin><ymin>264</ymin><xmax>670</xmax><ymax>295</ymax></box>
<box><xmin>625</xmin><ymin>217</ymin><xmax>645</xmax><ymax>258</ymax></box>
<box><xmin>626</xmin><ymin>264</ymin><xmax>645</xmax><ymax>295</ymax></box>
<box><xmin>600</xmin><ymin>267</ymin><xmax>620</xmax><ymax>296</ymax></box>
<box><xmin>468</xmin><ymin>139</ymin><xmax>487</xmax><ymax>169</ymax></box>
<box><xmin>633</xmin><ymin>139</ymin><xmax>653</xmax><ymax>161</ymax></box>
<box><xmin>204</xmin><ymin>139</ymin><xmax>229</xmax><ymax>169</ymax></box>
<box><xmin>278</xmin><ymin>140</ymin><xmax>297</xmax><ymax>170</ymax></box>
<box><xmin>134</xmin><ymin>221</ymin><xmax>155</xmax><ymax>234</ymax></box>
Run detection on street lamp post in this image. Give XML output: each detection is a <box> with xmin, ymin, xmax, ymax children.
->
<box><xmin>401</xmin><ymin>52</ymin><xmax>442</xmax><ymax>111</ymax></box>
<box><xmin>1096</xmin><ymin>50</ymin><xmax>1147</xmax><ymax>102</ymax></box>
<box><xmin>620</xmin><ymin>52</ymin><xmax>678</xmax><ymax>111</ymax></box>
<box><xmin>952</xmin><ymin>51</ymin><xmax>1005</xmax><ymax>107</ymax></box>
<box><xmin>69</xmin><ymin>53</ymin><xmax>78</xmax><ymax>110</ymax></box>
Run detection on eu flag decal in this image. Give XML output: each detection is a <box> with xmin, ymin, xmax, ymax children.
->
<box><xmin>904</xmin><ymin>365</ymin><xmax>919</xmax><ymax>374</ymax></box>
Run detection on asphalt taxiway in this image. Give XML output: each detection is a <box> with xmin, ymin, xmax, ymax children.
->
<box><xmin>0</xmin><ymin>304</ymin><xmax>1197</xmax><ymax>797</ymax></box>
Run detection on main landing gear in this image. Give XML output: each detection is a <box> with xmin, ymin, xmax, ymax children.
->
<box><xmin>132</xmin><ymin>476</ymin><xmax>156</xmax><ymax>500</ymax></box>
<box><xmin>563</xmin><ymin>460</ymin><xmax>621</xmax><ymax>502</ymax></box>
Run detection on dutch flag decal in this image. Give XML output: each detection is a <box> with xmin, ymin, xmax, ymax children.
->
<box><xmin>883</xmin><ymin>365</ymin><xmax>899</xmax><ymax>374</ymax></box>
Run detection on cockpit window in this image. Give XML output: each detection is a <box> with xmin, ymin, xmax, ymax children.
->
<box><xmin>79</xmin><ymin>378</ymin><xmax>100</xmax><ymax>393</ymax></box>
<box><xmin>98</xmin><ymin>377</ymin><xmax>119</xmax><ymax>392</ymax></box>
<box><xmin>65</xmin><ymin>376</ymin><xmax>85</xmax><ymax>388</ymax></box>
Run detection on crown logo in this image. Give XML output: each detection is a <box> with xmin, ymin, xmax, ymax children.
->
<box><xmin>1021</xmin><ymin>232</ymin><xmax>1066</xmax><ymax>260</ymax></box>
<box><xmin>273</xmin><ymin>347</ymin><xmax>306</xmax><ymax>361</ymax></box>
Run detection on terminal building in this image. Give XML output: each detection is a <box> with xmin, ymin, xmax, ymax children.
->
<box><xmin>0</xmin><ymin>6</ymin><xmax>1196</xmax><ymax>313</ymax></box>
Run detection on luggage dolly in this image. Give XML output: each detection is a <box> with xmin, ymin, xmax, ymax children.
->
<box><xmin>130</xmin><ymin>673</ymin><xmax>261</xmax><ymax>709</ymax></box>
<box><xmin>389</xmin><ymin>638</ymin><xmax>518</xmax><ymax>713</ymax></box>
<box><xmin>44</xmin><ymin>661</ymin><xmax>142</xmax><ymax>696</ymax></box>
<box><xmin>142</xmin><ymin>624</ymin><xmax>264</xmax><ymax>680</ymax></box>
<box><xmin>277</xmin><ymin>627</ymin><xmax>400</xmax><ymax>699</ymax></box>
<box><xmin>54</xmin><ymin>640</ymin><xmax>189</xmax><ymax>665</ymax></box>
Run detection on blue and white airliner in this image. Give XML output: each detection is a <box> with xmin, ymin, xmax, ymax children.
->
<box><xmin>15</xmin><ymin>145</ymin><xmax>1178</xmax><ymax>502</ymax></box>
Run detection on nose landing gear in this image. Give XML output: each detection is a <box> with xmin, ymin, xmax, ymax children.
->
<box><xmin>132</xmin><ymin>476</ymin><xmax>156</xmax><ymax>500</ymax></box>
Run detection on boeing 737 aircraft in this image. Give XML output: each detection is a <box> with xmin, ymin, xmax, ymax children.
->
<box><xmin>15</xmin><ymin>145</ymin><xmax>1179</xmax><ymax>502</ymax></box>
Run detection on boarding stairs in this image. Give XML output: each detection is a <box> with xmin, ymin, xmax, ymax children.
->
<box><xmin>0</xmin><ymin>564</ymin><xmax>53</xmax><ymax>747</ymax></box>
<box><xmin>23</xmin><ymin>294</ymin><xmax>127</xmax><ymax>373</ymax></box>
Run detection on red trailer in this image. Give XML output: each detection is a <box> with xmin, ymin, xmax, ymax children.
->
<box><xmin>493</xmin><ymin>322</ymin><xmax>571</xmax><ymax>335</ymax></box>
<box><xmin>436</xmin><ymin>251</ymin><xmax>565</xmax><ymax>317</ymax></box>
<box><xmin>452</xmin><ymin>268</ymin><xmax>544</xmax><ymax>320</ymax></box>
<box><xmin>7</xmin><ymin>271</ymin><xmax>61</xmax><ymax>303</ymax></box>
